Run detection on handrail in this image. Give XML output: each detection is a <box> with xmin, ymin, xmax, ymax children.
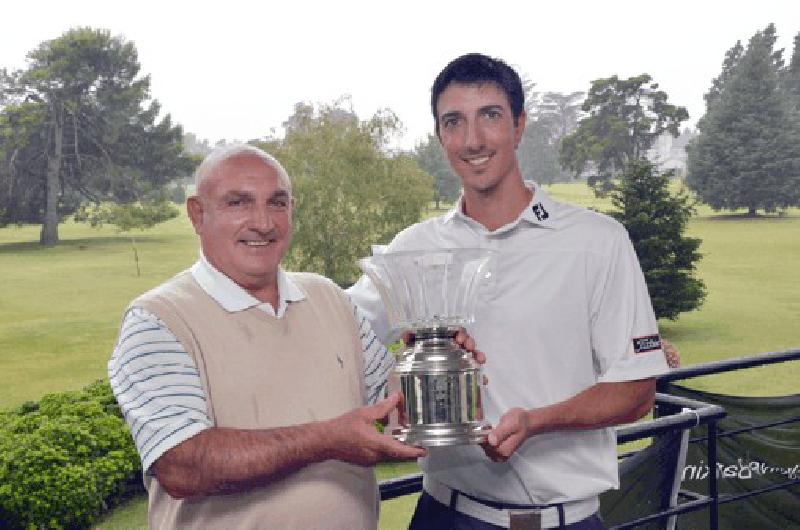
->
<box><xmin>616</xmin><ymin>393</ymin><xmax>725</xmax><ymax>443</ymax></box>
<box><xmin>378</xmin><ymin>350</ymin><xmax>800</xmax><ymax>528</ymax></box>
<box><xmin>657</xmin><ymin>348</ymin><xmax>800</xmax><ymax>384</ymax></box>
<box><xmin>378</xmin><ymin>393</ymin><xmax>725</xmax><ymax>500</ymax></box>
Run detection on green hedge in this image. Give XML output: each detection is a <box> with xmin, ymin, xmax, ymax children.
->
<box><xmin>0</xmin><ymin>380</ymin><xmax>142</xmax><ymax>529</ymax></box>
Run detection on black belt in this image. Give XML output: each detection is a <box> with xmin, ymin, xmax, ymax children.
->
<box><xmin>447</xmin><ymin>487</ymin><xmax>567</xmax><ymax>528</ymax></box>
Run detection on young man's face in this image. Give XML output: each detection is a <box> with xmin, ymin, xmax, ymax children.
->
<box><xmin>436</xmin><ymin>82</ymin><xmax>525</xmax><ymax>196</ymax></box>
<box><xmin>188</xmin><ymin>155</ymin><xmax>293</xmax><ymax>294</ymax></box>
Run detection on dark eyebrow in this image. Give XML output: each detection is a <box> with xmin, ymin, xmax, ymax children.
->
<box><xmin>480</xmin><ymin>105</ymin><xmax>504</xmax><ymax>114</ymax></box>
<box><xmin>270</xmin><ymin>189</ymin><xmax>291</xmax><ymax>200</ymax></box>
<box><xmin>221</xmin><ymin>190</ymin><xmax>253</xmax><ymax>201</ymax></box>
<box><xmin>440</xmin><ymin>110</ymin><xmax>463</xmax><ymax>122</ymax></box>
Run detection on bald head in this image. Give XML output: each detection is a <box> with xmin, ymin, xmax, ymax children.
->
<box><xmin>194</xmin><ymin>144</ymin><xmax>291</xmax><ymax>195</ymax></box>
<box><xmin>186</xmin><ymin>143</ymin><xmax>294</xmax><ymax>305</ymax></box>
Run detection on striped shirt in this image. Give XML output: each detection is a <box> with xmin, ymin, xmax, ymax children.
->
<box><xmin>108</xmin><ymin>257</ymin><xmax>394</xmax><ymax>472</ymax></box>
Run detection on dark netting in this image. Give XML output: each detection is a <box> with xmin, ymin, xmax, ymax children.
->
<box><xmin>599</xmin><ymin>384</ymin><xmax>799</xmax><ymax>529</ymax></box>
<box><xmin>600</xmin><ymin>428</ymin><xmax>686</xmax><ymax>529</ymax></box>
<box><xmin>666</xmin><ymin>384</ymin><xmax>800</xmax><ymax>529</ymax></box>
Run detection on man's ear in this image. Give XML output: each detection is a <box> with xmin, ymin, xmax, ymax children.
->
<box><xmin>186</xmin><ymin>196</ymin><xmax>203</xmax><ymax>235</ymax></box>
<box><xmin>514</xmin><ymin>111</ymin><xmax>527</xmax><ymax>149</ymax></box>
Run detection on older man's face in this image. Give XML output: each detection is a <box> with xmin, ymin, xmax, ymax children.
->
<box><xmin>188</xmin><ymin>154</ymin><xmax>292</xmax><ymax>295</ymax></box>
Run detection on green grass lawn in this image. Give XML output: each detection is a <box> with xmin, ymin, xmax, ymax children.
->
<box><xmin>0</xmin><ymin>215</ymin><xmax>197</xmax><ymax>408</ymax></box>
<box><xmin>2</xmin><ymin>182</ymin><xmax>799</xmax><ymax>529</ymax></box>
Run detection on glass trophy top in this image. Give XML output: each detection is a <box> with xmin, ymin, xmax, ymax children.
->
<box><xmin>358</xmin><ymin>248</ymin><xmax>493</xmax><ymax>333</ymax></box>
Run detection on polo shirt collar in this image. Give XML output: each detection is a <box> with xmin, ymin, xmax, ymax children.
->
<box><xmin>519</xmin><ymin>181</ymin><xmax>560</xmax><ymax>229</ymax></box>
<box><xmin>190</xmin><ymin>253</ymin><xmax>306</xmax><ymax>315</ymax></box>
<box><xmin>443</xmin><ymin>180</ymin><xmax>560</xmax><ymax>231</ymax></box>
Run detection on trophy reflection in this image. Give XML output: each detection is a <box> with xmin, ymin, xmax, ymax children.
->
<box><xmin>358</xmin><ymin>248</ymin><xmax>493</xmax><ymax>447</ymax></box>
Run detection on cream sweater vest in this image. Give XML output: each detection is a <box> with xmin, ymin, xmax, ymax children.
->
<box><xmin>133</xmin><ymin>270</ymin><xmax>378</xmax><ymax>529</ymax></box>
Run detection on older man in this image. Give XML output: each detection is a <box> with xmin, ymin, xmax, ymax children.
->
<box><xmin>108</xmin><ymin>144</ymin><xmax>426</xmax><ymax>529</ymax></box>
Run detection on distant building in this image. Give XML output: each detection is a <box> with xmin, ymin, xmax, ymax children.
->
<box><xmin>647</xmin><ymin>128</ymin><xmax>696</xmax><ymax>177</ymax></box>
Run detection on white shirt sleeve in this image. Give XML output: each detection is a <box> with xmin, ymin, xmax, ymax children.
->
<box><xmin>347</xmin><ymin>298</ymin><xmax>395</xmax><ymax>405</ymax></box>
<box><xmin>108</xmin><ymin>307</ymin><xmax>212</xmax><ymax>472</ymax></box>
<box><xmin>347</xmin><ymin>274</ymin><xmax>396</xmax><ymax>345</ymax></box>
<box><xmin>591</xmin><ymin>228</ymin><xmax>670</xmax><ymax>382</ymax></box>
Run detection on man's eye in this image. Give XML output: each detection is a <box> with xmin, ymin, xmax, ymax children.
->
<box><xmin>442</xmin><ymin>117</ymin><xmax>459</xmax><ymax>129</ymax></box>
<box><xmin>268</xmin><ymin>199</ymin><xmax>289</xmax><ymax>211</ymax></box>
<box><xmin>484</xmin><ymin>109</ymin><xmax>501</xmax><ymax>119</ymax></box>
<box><xmin>227</xmin><ymin>199</ymin><xmax>242</xmax><ymax>207</ymax></box>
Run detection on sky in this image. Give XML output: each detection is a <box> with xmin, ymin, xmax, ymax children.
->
<box><xmin>2</xmin><ymin>0</ymin><xmax>799</xmax><ymax>150</ymax></box>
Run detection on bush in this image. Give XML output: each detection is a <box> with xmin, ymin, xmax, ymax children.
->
<box><xmin>0</xmin><ymin>380</ymin><xmax>141</xmax><ymax>529</ymax></box>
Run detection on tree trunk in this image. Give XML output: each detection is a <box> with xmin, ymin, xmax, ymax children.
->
<box><xmin>40</xmin><ymin>103</ymin><xmax>63</xmax><ymax>246</ymax></box>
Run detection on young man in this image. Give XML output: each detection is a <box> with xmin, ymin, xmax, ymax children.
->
<box><xmin>109</xmin><ymin>144</ymin><xmax>428</xmax><ymax>529</ymax></box>
<box><xmin>348</xmin><ymin>54</ymin><xmax>669</xmax><ymax>529</ymax></box>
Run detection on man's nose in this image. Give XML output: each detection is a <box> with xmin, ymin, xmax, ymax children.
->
<box><xmin>464</xmin><ymin>119</ymin><xmax>484</xmax><ymax>150</ymax></box>
<box><xmin>250</xmin><ymin>206</ymin><xmax>275</xmax><ymax>231</ymax></box>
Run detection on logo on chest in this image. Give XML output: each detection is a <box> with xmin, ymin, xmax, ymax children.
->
<box><xmin>531</xmin><ymin>202</ymin><xmax>549</xmax><ymax>222</ymax></box>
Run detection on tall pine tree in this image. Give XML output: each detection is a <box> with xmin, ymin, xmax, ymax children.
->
<box><xmin>687</xmin><ymin>24</ymin><xmax>800</xmax><ymax>215</ymax></box>
<box><xmin>0</xmin><ymin>27</ymin><xmax>188</xmax><ymax>245</ymax></box>
<box><xmin>611</xmin><ymin>159</ymin><xmax>706</xmax><ymax>320</ymax></box>
<box><xmin>782</xmin><ymin>32</ymin><xmax>800</xmax><ymax>109</ymax></box>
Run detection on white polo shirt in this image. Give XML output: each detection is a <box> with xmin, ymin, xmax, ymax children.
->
<box><xmin>347</xmin><ymin>182</ymin><xmax>669</xmax><ymax>526</ymax></box>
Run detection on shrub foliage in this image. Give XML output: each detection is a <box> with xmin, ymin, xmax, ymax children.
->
<box><xmin>0</xmin><ymin>380</ymin><xmax>141</xmax><ymax>529</ymax></box>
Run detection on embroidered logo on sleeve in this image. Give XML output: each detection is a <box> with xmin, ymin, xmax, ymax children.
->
<box><xmin>633</xmin><ymin>334</ymin><xmax>662</xmax><ymax>354</ymax></box>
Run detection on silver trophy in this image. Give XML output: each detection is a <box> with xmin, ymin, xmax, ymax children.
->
<box><xmin>358</xmin><ymin>248</ymin><xmax>493</xmax><ymax>447</ymax></box>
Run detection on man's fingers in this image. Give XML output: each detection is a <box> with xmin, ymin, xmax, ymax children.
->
<box><xmin>369</xmin><ymin>392</ymin><xmax>401</xmax><ymax>419</ymax></box>
<box><xmin>454</xmin><ymin>328</ymin><xmax>476</xmax><ymax>351</ymax></box>
<box><xmin>381</xmin><ymin>436</ymin><xmax>427</xmax><ymax>459</ymax></box>
<box><xmin>487</xmin><ymin>412</ymin><xmax>519</xmax><ymax>447</ymax></box>
<box><xmin>480</xmin><ymin>441</ymin><xmax>506</xmax><ymax>462</ymax></box>
<box><xmin>473</xmin><ymin>350</ymin><xmax>486</xmax><ymax>365</ymax></box>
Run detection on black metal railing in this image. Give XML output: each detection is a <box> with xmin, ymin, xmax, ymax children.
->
<box><xmin>377</xmin><ymin>349</ymin><xmax>800</xmax><ymax>529</ymax></box>
<box><xmin>657</xmin><ymin>348</ymin><xmax>800</xmax><ymax>529</ymax></box>
<box><xmin>609</xmin><ymin>393</ymin><xmax>726</xmax><ymax>529</ymax></box>
<box><xmin>379</xmin><ymin>393</ymin><xmax>726</xmax><ymax>528</ymax></box>
<box><xmin>655</xmin><ymin>348</ymin><xmax>800</xmax><ymax>391</ymax></box>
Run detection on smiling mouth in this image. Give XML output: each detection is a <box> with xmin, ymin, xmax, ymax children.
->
<box><xmin>464</xmin><ymin>155</ymin><xmax>491</xmax><ymax>166</ymax></box>
<box><xmin>241</xmin><ymin>240</ymin><xmax>275</xmax><ymax>247</ymax></box>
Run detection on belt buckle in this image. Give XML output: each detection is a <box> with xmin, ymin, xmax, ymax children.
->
<box><xmin>509</xmin><ymin>509</ymin><xmax>542</xmax><ymax>530</ymax></box>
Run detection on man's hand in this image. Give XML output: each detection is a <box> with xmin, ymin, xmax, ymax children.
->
<box><xmin>480</xmin><ymin>379</ymin><xmax>656</xmax><ymax>463</ymax></box>
<box><xmin>482</xmin><ymin>408</ymin><xmax>532</xmax><ymax>462</ymax></box>
<box><xmin>663</xmin><ymin>338</ymin><xmax>680</xmax><ymax>368</ymax></box>
<box><xmin>327</xmin><ymin>392</ymin><xmax>426</xmax><ymax>466</ymax></box>
<box><xmin>453</xmin><ymin>328</ymin><xmax>486</xmax><ymax>366</ymax></box>
<box><xmin>402</xmin><ymin>328</ymin><xmax>487</xmax><ymax>373</ymax></box>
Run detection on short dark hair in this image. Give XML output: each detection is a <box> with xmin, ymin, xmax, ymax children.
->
<box><xmin>430</xmin><ymin>53</ymin><xmax>525</xmax><ymax>132</ymax></box>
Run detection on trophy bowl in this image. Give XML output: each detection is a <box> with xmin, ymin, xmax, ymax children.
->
<box><xmin>358</xmin><ymin>248</ymin><xmax>493</xmax><ymax>447</ymax></box>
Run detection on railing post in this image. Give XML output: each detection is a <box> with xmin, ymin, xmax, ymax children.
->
<box><xmin>708</xmin><ymin>420</ymin><xmax>719</xmax><ymax>530</ymax></box>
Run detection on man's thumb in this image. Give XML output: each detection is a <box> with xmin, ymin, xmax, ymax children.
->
<box><xmin>370</xmin><ymin>391</ymin><xmax>401</xmax><ymax>418</ymax></box>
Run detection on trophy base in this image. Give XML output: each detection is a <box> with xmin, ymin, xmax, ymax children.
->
<box><xmin>392</xmin><ymin>423</ymin><xmax>491</xmax><ymax>447</ymax></box>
